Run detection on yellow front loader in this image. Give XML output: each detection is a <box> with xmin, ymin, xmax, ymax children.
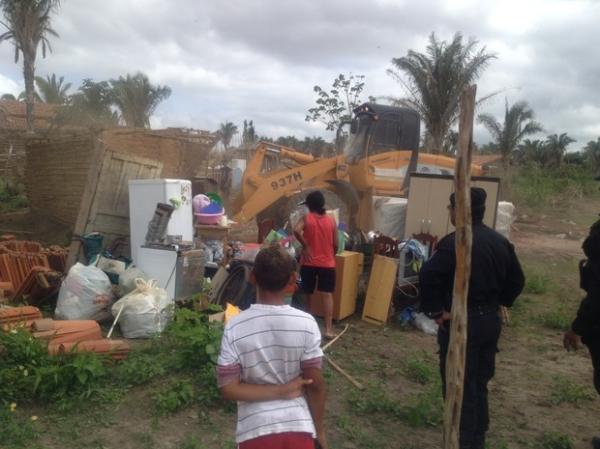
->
<box><xmin>233</xmin><ymin>103</ymin><xmax>483</xmax><ymax>231</ymax></box>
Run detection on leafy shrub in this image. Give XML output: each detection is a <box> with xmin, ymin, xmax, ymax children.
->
<box><xmin>550</xmin><ymin>376</ymin><xmax>595</xmax><ymax>405</ymax></box>
<box><xmin>164</xmin><ymin>308</ymin><xmax>224</xmax><ymax>370</ymax></box>
<box><xmin>0</xmin><ymin>180</ymin><xmax>28</xmax><ymax>213</ymax></box>
<box><xmin>116</xmin><ymin>351</ymin><xmax>167</xmax><ymax>387</ymax></box>
<box><xmin>0</xmin><ymin>328</ymin><xmax>108</xmax><ymax>404</ymax></box>
<box><xmin>154</xmin><ymin>380</ymin><xmax>195</xmax><ymax>415</ymax></box>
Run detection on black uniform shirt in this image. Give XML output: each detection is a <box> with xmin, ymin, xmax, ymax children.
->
<box><xmin>419</xmin><ymin>222</ymin><xmax>525</xmax><ymax>318</ymax></box>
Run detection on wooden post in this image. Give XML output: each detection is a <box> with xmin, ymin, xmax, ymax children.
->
<box><xmin>443</xmin><ymin>85</ymin><xmax>477</xmax><ymax>449</ymax></box>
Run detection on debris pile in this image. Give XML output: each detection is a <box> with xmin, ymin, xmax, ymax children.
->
<box><xmin>0</xmin><ymin>237</ymin><xmax>67</xmax><ymax>303</ymax></box>
<box><xmin>0</xmin><ymin>306</ymin><xmax>130</xmax><ymax>360</ymax></box>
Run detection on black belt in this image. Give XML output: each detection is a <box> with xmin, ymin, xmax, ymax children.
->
<box><xmin>468</xmin><ymin>304</ymin><xmax>499</xmax><ymax>316</ymax></box>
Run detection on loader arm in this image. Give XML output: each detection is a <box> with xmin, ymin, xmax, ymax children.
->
<box><xmin>233</xmin><ymin>156</ymin><xmax>339</xmax><ymax>223</ymax></box>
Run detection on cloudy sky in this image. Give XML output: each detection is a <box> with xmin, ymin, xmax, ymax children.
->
<box><xmin>0</xmin><ymin>0</ymin><xmax>598</xmax><ymax>150</ymax></box>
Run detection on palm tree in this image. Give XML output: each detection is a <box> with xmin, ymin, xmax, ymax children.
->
<box><xmin>0</xmin><ymin>0</ymin><xmax>60</xmax><ymax>132</ymax></box>
<box><xmin>544</xmin><ymin>133</ymin><xmax>575</xmax><ymax>168</ymax></box>
<box><xmin>388</xmin><ymin>32</ymin><xmax>496</xmax><ymax>154</ymax></box>
<box><xmin>35</xmin><ymin>73</ymin><xmax>70</xmax><ymax>103</ymax></box>
<box><xmin>584</xmin><ymin>138</ymin><xmax>600</xmax><ymax>172</ymax></box>
<box><xmin>56</xmin><ymin>79</ymin><xmax>119</xmax><ymax>128</ymax></box>
<box><xmin>515</xmin><ymin>139</ymin><xmax>546</xmax><ymax>166</ymax></box>
<box><xmin>1</xmin><ymin>93</ymin><xmax>16</xmax><ymax>100</ymax></box>
<box><xmin>218</xmin><ymin>122</ymin><xmax>238</xmax><ymax>150</ymax></box>
<box><xmin>478</xmin><ymin>100</ymin><xmax>543</xmax><ymax>196</ymax></box>
<box><xmin>110</xmin><ymin>73</ymin><xmax>171</xmax><ymax>128</ymax></box>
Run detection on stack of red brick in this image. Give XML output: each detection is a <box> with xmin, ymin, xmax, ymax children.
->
<box><xmin>0</xmin><ymin>236</ymin><xmax>67</xmax><ymax>303</ymax></box>
<box><xmin>0</xmin><ymin>306</ymin><xmax>129</xmax><ymax>361</ymax></box>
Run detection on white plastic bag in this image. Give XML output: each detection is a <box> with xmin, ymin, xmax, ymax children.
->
<box><xmin>413</xmin><ymin>312</ymin><xmax>439</xmax><ymax>336</ymax></box>
<box><xmin>55</xmin><ymin>263</ymin><xmax>115</xmax><ymax>321</ymax></box>
<box><xmin>118</xmin><ymin>266</ymin><xmax>148</xmax><ymax>296</ymax></box>
<box><xmin>111</xmin><ymin>279</ymin><xmax>173</xmax><ymax>339</ymax></box>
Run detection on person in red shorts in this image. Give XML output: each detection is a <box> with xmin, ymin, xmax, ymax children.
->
<box><xmin>294</xmin><ymin>190</ymin><xmax>338</xmax><ymax>339</ymax></box>
<box><xmin>217</xmin><ymin>246</ymin><xmax>327</xmax><ymax>449</ymax></box>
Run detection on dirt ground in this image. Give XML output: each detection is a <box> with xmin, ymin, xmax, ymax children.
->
<box><xmin>5</xmin><ymin>195</ymin><xmax>600</xmax><ymax>449</ymax></box>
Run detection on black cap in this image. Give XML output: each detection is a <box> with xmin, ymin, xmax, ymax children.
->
<box><xmin>450</xmin><ymin>187</ymin><xmax>487</xmax><ymax>222</ymax></box>
<box><xmin>302</xmin><ymin>190</ymin><xmax>326</xmax><ymax>214</ymax></box>
<box><xmin>450</xmin><ymin>187</ymin><xmax>487</xmax><ymax>209</ymax></box>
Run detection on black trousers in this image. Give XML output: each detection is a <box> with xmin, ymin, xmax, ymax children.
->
<box><xmin>438</xmin><ymin>312</ymin><xmax>501</xmax><ymax>449</ymax></box>
<box><xmin>585</xmin><ymin>338</ymin><xmax>600</xmax><ymax>395</ymax></box>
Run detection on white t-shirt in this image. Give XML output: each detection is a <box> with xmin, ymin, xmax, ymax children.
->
<box><xmin>217</xmin><ymin>303</ymin><xmax>323</xmax><ymax>443</ymax></box>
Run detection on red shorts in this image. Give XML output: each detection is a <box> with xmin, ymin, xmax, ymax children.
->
<box><xmin>239</xmin><ymin>432</ymin><xmax>315</xmax><ymax>449</ymax></box>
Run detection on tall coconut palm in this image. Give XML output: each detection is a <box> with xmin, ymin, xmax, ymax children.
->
<box><xmin>515</xmin><ymin>138</ymin><xmax>546</xmax><ymax>166</ymax></box>
<box><xmin>35</xmin><ymin>73</ymin><xmax>70</xmax><ymax>104</ymax></box>
<box><xmin>584</xmin><ymin>138</ymin><xmax>600</xmax><ymax>172</ymax></box>
<box><xmin>544</xmin><ymin>133</ymin><xmax>575</xmax><ymax>168</ymax></box>
<box><xmin>388</xmin><ymin>32</ymin><xmax>496</xmax><ymax>154</ymax></box>
<box><xmin>0</xmin><ymin>0</ymin><xmax>60</xmax><ymax>132</ymax></box>
<box><xmin>478</xmin><ymin>100</ymin><xmax>543</xmax><ymax>196</ymax></box>
<box><xmin>110</xmin><ymin>73</ymin><xmax>171</xmax><ymax>128</ymax></box>
<box><xmin>218</xmin><ymin>122</ymin><xmax>238</xmax><ymax>150</ymax></box>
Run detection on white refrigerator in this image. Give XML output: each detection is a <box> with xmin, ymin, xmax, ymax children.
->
<box><xmin>128</xmin><ymin>179</ymin><xmax>194</xmax><ymax>264</ymax></box>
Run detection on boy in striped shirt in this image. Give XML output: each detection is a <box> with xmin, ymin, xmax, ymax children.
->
<box><xmin>217</xmin><ymin>245</ymin><xmax>327</xmax><ymax>449</ymax></box>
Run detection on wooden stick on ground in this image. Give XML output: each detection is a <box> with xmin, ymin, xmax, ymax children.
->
<box><xmin>321</xmin><ymin>324</ymin><xmax>349</xmax><ymax>352</ymax></box>
<box><xmin>443</xmin><ymin>84</ymin><xmax>477</xmax><ymax>449</ymax></box>
<box><xmin>326</xmin><ymin>355</ymin><xmax>364</xmax><ymax>390</ymax></box>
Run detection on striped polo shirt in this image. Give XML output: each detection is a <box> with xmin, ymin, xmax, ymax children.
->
<box><xmin>217</xmin><ymin>303</ymin><xmax>323</xmax><ymax>443</ymax></box>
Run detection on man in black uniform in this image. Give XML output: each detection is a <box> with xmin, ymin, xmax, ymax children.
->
<box><xmin>419</xmin><ymin>187</ymin><xmax>525</xmax><ymax>449</ymax></box>
<box><xmin>564</xmin><ymin>218</ymin><xmax>600</xmax><ymax>449</ymax></box>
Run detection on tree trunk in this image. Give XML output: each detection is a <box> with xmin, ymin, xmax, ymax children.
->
<box><xmin>23</xmin><ymin>54</ymin><xmax>36</xmax><ymax>133</ymax></box>
<box><xmin>431</xmin><ymin>130</ymin><xmax>443</xmax><ymax>155</ymax></box>
<box><xmin>443</xmin><ymin>85</ymin><xmax>476</xmax><ymax>449</ymax></box>
<box><xmin>501</xmin><ymin>156</ymin><xmax>511</xmax><ymax>200</ymax></box>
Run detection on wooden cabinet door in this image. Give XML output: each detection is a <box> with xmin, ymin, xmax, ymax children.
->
<box><xmin>404</xmin><ymin>176</ymin><xmax>432</xmax><ymax>239</ymax></box>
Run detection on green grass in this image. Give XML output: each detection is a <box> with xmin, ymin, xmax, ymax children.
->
<box><xmin>348</xmin><ymin>381</ymin><xmax>443</xmax><ymax>428</ymax></box>
<box><xmin>540</xmin><ymin>432</ymin><xmax>573</xmax><ymax>449</ymax></box>
<box><xmin>403</xmin><ymin>355</ymin><xmax>436</xmax><ymax>385</ymax></box>
<box><xmin>177</xmin><ymin>435</ymin><xmax>204</xmax><ymax>449</ymax></box>
<box><xmin>0</xmin><ymin>405</ymin><xmax>37</xmax><ymax>449</ymax></box>
<box><xmin>523</xmin><ymin>271</ymin><xmax>551</xmax><ymax>295</ymax></box>
<box><xmin>512</xmin><ymin>165</ymin><xmax>599</xmax><ymax>209</ymax></box>
<box><xmin>550</xmin><ymin>376</ymin><xmax>595</xmax><ymax>406</ymax></box>
<box><xmin>154</xmin><ymin>379</ymin><xmax>195</xmax><ymax>415</ymax></box>
<box><xmin>539</xmin><ymin>309</ymin><xmax>571</xmax><ymax>331</ymax></box>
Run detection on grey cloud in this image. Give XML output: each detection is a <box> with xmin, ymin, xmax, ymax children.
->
<box><xmin>0</xmin><ymin>0</ymin><xmax>598</xmax><ymax>147</ymax></box>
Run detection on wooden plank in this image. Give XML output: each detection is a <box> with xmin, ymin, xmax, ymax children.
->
<box><xmin>65</xmin><ymin>136</ymin><xmax>106</xmax><ymax>270</ymax></box>
<box><xmin>361</xmin><ymin>254</ymin><xmax>398</xmax><ymax>326</ymax></box>
<box><xmin>443</xmin><ymin>84</ymin><xmax>477</xmax><ymax>449</ymax></box>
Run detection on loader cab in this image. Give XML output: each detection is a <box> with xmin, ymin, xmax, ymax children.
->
<box><xmin>343</xmin><ymin>103</ymin><xmax>420</xmax><ymax>164</ymax></box>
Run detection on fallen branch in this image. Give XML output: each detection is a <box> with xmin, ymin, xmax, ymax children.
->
<box><xmin>321</xmin><ymin>324</ymin><xmax>349</xmax><ymax>352</ymax></box>
<box><xmin>325</xmin><ymin>355</ymin><xmax>364</xmax><ymax>390</ymax></box>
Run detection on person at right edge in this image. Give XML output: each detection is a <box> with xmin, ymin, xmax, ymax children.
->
<box><xmin>419</xmin><ymin>187</ymin><xmax>525</xmax><ymax>449</ymax></box>
<box><xmin>564</xmin><ymin>215</ymin><xmax>600</xmax><ymax>449</ymax></box>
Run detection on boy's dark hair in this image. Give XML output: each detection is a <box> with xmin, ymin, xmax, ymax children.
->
<box><xmin>304</xmin><ymin>190</ymin><xmax>326</xmax><ymax>215</ymax></box>
<box><xmin>253</xmin><ymin>245</ymin><xmax>297</xmax><ymax>293</ymax></box>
